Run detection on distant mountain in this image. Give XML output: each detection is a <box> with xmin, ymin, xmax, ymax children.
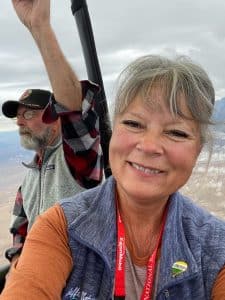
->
<box><xmin>213</xmin><ymin>98</ymin><xmax>225</xmax><ymax>132</ymax></box>
<box><xmin>0</xmin><ymin>131</ymin><xmax>33</xmax><ymax>166</ymax></box>
<box><xmin>214</xmin><ymin>97</ymin><xmax>225</xmax><ymax>119</ymax></box>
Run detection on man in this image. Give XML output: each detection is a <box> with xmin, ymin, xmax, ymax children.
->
<box><xmin>2</xmin><ymin>0</ymin><xmax>103</xmax><ymax>264</ymax></box>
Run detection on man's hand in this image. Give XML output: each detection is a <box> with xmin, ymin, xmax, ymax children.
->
<box><xmin>12</xmin><ymin>0</ymin><xmax>50</xmax><ymax>32</ymax></box>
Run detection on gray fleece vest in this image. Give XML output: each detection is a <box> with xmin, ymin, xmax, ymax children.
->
<box><xmin>60</xmin><ymin>176</ymin><xmax>225</xmax><ymax>300</ymax></box>
<box><xmin>22</xmin><ymin>140</ymin><xmax>84</xmax><ymax>230</ymax></box>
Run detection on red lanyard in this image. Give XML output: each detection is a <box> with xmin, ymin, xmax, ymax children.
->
<box><xmin>114</xmin><ymin>204</ymin><xmax>168</xmax><ymax>300</ymax></box>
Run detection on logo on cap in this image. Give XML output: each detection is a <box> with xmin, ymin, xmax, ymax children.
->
<box><xmin>19</xmin><ymin>89</ymin><xmax>32</xmax><ymax>101</ymax></box>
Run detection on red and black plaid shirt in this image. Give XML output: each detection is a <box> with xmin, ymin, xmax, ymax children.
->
<box><xmin>6</xmin><ymin>81</ymin><xmax>104</xmax><ymax>261</ymax></box>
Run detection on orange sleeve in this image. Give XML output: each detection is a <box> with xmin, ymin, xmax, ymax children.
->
<box><xmin>211</xmin><ymin>266</ymin><xmax>225</xmax><ymax>299</ymax></box>
<box><xmin>0</xmin><ymin>204</ymin><xmax>73</xmax><ymax>300</ymax></box>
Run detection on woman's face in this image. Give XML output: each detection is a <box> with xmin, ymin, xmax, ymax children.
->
<box><xmin>109</xmin><ymin>88</ymin><xmax>202</xmax><ymax>205</ymax></box>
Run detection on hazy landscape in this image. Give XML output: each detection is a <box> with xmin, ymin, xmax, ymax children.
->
<box><xmin>181</xmin><ymin>137</ymin><xmax>225</xmax><ymax>220</ymax></box>
<box><xmin>0</xmin><ymin>98</ymin><xmax>225</xmax><ymax>265</ymax></box>
<box><xmin>0</xmin><ymin>131</ymin><xmax>32</xmax><ymax>265</ymax></box>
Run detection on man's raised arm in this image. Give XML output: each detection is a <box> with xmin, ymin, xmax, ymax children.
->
<box><xmin>12</xmin><ymin>0</ymin><xmax>82</xmax><ymax>111</ymax></box>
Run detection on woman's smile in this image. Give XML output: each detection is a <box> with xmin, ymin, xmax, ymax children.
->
<box><xmin>129</xmin><ymin>161</ymin><xmax>163</xmax><ymax>175</ymax></box>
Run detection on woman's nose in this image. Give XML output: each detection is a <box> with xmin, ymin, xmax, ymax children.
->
<box><xmin>136</xmin><ymin>131</ymin><xmax>164</xmax><ymax>155</ymax></box>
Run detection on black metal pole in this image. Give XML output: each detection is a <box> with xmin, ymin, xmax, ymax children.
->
<box><xmin>71</xmin><ymin>0</ymin><xmax>112</xmax><ymax>178</ymax></box>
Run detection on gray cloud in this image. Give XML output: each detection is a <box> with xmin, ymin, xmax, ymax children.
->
<box><xmin>1</xmin><ymin>0</ymin><xmax>225</xmax><ymax>129</ymax></box>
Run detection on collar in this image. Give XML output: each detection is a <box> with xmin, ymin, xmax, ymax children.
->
<box><xmin>66</xmin><ymin>176</ymin><xmax>117</xmax><ymax>268</ymax></box>
<box><xmin>22</xmin><ymin>136</ymin><xmax>62</xmax><ymax>169</ymax></box>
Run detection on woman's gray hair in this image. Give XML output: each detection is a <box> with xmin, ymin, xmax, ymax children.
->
<box><xmin>113</xmin><ymin>55</ymin><xmax>215</xmax><ymax>144</ymax></box>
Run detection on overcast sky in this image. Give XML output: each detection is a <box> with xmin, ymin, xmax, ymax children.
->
<box><xmin>1</xmin><ymin>0</ymin><xmax>225</xmax><ymax>131</ymax></box>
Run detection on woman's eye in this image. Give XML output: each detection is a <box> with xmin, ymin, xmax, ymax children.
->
<box><xmin>167</xmin><ymin>130</ymin><xmax>189</xmax><ymax>138</ymax></box>
<box><xmin>122</xmin><ymin>120</ymin><xmax>142</xmax><ymax>128</ymax></box>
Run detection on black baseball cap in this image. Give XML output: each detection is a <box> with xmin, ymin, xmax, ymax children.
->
<box><xmin>2</xmin><ymin>89</ymin><xmax>52</xmax><ymax>118</ymax></box>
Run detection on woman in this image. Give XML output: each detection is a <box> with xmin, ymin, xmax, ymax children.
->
<box><xmin>1</xmin><ymin>55</ymin><xmax>225</xmax><ymax>300</ymax></box>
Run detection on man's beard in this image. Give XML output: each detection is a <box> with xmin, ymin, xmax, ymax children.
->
<box><xmin>19</xmin><ymin>127</ymin><xmax>52</xmax><ymax>152</ymax></box>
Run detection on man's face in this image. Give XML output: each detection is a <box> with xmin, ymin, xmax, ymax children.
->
<box><xmin>16</xmin><ymin>105</ymin><xmax>56</xmax><ymax>152</ymax></box>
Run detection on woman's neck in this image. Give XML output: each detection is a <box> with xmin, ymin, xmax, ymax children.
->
<box><xmin>118</xmin><ymin>191</ymin><xmax>168</xmax><ymax>228</ymax></box>
<box><xmin>117</xmin><ymin>192</ymin><xmax>168</xmax><ymax>265</ymax></box>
